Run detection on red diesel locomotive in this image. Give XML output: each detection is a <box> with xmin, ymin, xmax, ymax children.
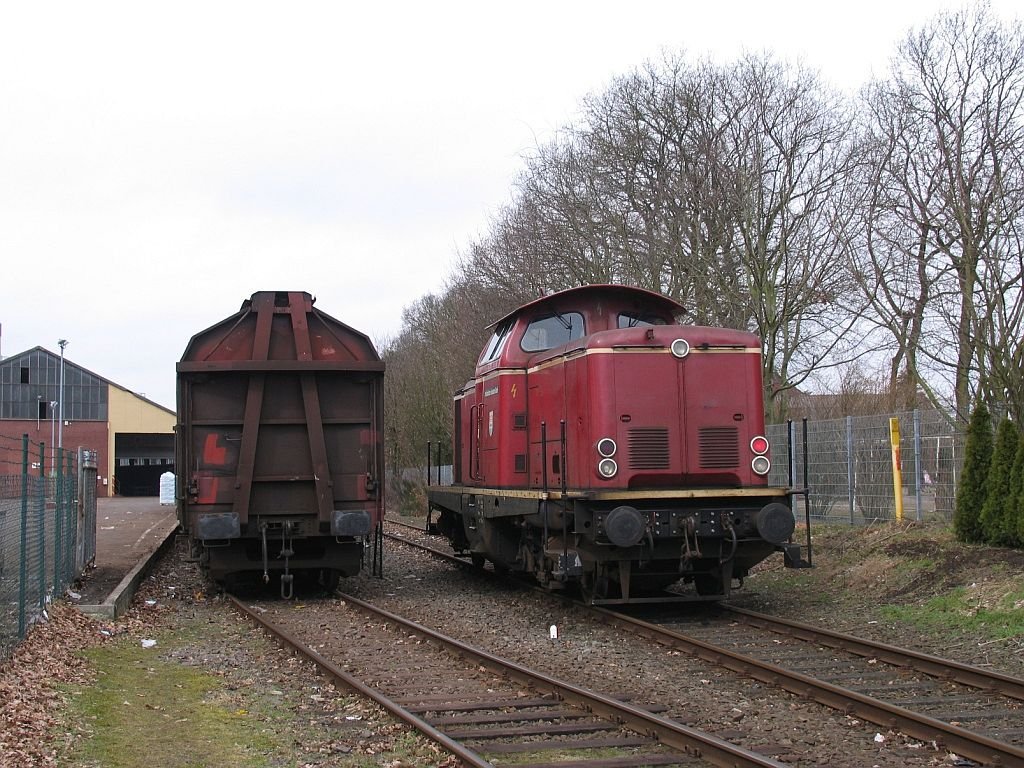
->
<box><xmin>426</xmin><ymin>284</ymin><xmax>804</xmax><ymax>603</ymax></box>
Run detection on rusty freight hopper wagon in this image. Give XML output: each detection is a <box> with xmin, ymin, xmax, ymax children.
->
<box><xmin>176</xmin><ymin>291</ymin><xmax>384</xmax><ymax>595</ymax></box>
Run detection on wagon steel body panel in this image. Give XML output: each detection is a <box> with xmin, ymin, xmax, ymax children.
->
<box><xmin>176</xmin><ymin>291</ymin><xmax>384</xmax><ymax>586</ymax></box>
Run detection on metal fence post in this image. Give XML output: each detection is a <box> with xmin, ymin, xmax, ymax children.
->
<box><xmin>913</xmin><ymin>409</ymin><xmax>923</xmax><ymax>522</ymax></box>
<box><xmin>846</xmin><ymin>416</ymin><xmax>855</xmax><ymax>524</ymax></box>
<box><xmin>18</xmin><ymin>435</ymin><xmax>29</xmax><ymax>637</ymax></box>
<box><xmin>63</xmin><ymin>451</ymin><xmax>72</xmax><ymax>586</ymax></box>
<box><xmin>788</xmin><ymin>420</ymin><xmax>796</xmax><ymax>501</ymax></box>
<box><xmin>55</xmin><ymin>447</ymin><xmax>63</xmax><ymax>589</ymax></box>
<box><xmin>37</xmin><ymin>442</ymin><xmax>46</xmax><ymax>613</ymax></box>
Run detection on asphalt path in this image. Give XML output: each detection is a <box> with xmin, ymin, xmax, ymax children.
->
<box><xmin>75</xmin><ymin>496</ymin><xmax>178</xmax><ymax>604</ymax></box>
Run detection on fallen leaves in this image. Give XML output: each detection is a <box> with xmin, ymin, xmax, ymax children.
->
<box><xmin>0</xmin><ymin>603</ymin><xmax>107</xmax><ymax>767</ymax></box>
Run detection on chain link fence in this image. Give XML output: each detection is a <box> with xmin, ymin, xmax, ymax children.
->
<box><xmin>768</xmin><ymin>409</ymin><xmax>964</xmax><ymax>525</ymax></box>
<box><xmin>0</xmin><ymin>434</ymin><xmax>97</xmax><ymax>661</ymax></box>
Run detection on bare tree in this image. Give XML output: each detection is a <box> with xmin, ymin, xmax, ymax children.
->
<box><xmin>856</xmin><ymin>3</ymin><xmax>1024</xmax><ymax>422</ymax></box>
<box><xmin>482</xmin><ymin>54</ymin><xmax>868</xmax><ymax>421</ymax></box>
<box><xmin>382</xmin><ymin>276</ymin><xmax>507</xmax><ymax>489</ymax></box>
<box><xmin>716</xmin><ymin>55</ymin><xmax>867</xmax><ymax>420</ymax></box>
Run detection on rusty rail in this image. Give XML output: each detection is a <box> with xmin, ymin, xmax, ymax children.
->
<box><xmin>230</xmin><ymin>587</ymin><xmax>787</xmax><ymax>768</ymax></box>
<box><xmin>385</xmin><ymin>526</ymin><xmax>1024</xmax><ymax>767</ymax></box>
<box><xmin>722</xmin><ymin>604</ymin><xmax>1024</xmax><ymax>702</ymax></box>
<box><xmin>227</xmin><ymin>596</ymin><xmax>493</xmax><ymax>768</ymax></box>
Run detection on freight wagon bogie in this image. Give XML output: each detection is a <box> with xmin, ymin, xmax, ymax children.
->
<box><xmin>191</xmin><ymin>534</ymin><xmax>364</xmax><ymax>593</ymax></box>
<box><xmin>176</xmin><ymin>291</ymin><xmax>384</xmax><ymax>597</ymax></box>
<box><xmin>427</xmin><ymin>284</ymin><xmax>807</xmax><ymax>604</ymax></box>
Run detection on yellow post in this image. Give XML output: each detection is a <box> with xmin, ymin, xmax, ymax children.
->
<box><xmin>889</xmin><ymin>417</ymin><xmax>904</xmax><ymax>521</ymax></box>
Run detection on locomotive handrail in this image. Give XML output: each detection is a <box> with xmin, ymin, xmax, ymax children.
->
<box><xmin>787</xmin><ymin>418</ymin><xmax>813</xmax><ymax>568</ymax></box>
<box><xmin>468</xmin><ymin>404</ymin><xmax>481</xmax><ymax>481</ymax></box>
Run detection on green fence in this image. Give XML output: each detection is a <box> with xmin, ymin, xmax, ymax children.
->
<box><xmin>0</xmin><ymin>434</ymin><xmax>97</xmax><ymax>661</ymax></box>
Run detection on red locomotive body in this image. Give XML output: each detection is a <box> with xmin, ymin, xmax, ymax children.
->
<box><xmin>427</xmin><ymin>285</ymin><xmax>802</xmax><ymax>602</ymax></box>
<box><xmin>176</xmin><ymin>291</ymin><xmax>384</xmax><ymax>594</ymax></box>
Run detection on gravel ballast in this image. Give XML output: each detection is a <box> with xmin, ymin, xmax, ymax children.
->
<box><xmin>1</xmin><ymin>521</ymin><xmax>1021</xmax><ymax>767</ymax></box>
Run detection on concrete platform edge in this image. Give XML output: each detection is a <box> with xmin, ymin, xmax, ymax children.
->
<box><xmin>77</xmin><ymin>524</ymin><xmax>180</xmax><ymax>619</ymax></box>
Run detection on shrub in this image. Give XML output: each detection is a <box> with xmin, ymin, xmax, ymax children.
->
<box><xmin>954</xmin><ymin>402</ymin><xmax>992</xmax><ymax>543</ymax></box>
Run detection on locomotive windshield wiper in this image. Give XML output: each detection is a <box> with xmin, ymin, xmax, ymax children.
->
<box><xmin>554</xmin><ymin>312</ymin><xmax>574</xmax><ymax>332</ymax></box>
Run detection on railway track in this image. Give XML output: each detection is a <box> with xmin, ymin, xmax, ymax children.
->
<box><xmin>229</xmin><ymin>592</ymin><xmax>790</xmax><ymax>768</ymax></box>
<box><xmin>384</xmin><ymin>521</ymin><xmax>1024</xmax><ymax>766</ymax></box>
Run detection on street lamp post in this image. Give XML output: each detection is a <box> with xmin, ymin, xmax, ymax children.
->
<box><xmin>50</xmin><ymin>401</ymin><xmax>57</xmax><ymax>471</ymax></box>
<box><xmin>58</xmin><ymin>339</ymin><xmax>68</xmax><ymax>461</ymax></box>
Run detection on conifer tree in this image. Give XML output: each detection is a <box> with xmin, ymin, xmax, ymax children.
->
<box><xmin>1011</xmin><ymin>437</ymin><xmax>1024</xmax><ymax>549</ymax></box>
<box><xmin>954</xmin><ymin>402</ymin><xmax>993</xmax><ymax>543</ymax></box>
<box><xmin>979</xmin><ymin>418</ymin><xmax>1019</xmax><ymax>546</ymax></box>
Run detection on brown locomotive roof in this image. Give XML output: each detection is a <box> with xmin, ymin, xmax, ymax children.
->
<box><xmin>486</xmin><ymin>284</ymin><xmax>684</xmax><ymax>329</ymax></box>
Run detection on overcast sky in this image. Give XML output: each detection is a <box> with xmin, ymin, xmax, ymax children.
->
<box><xmin>1</xmin><ymin>1</ymin><xmax>1017</xmax><ymax>410</ymax></box>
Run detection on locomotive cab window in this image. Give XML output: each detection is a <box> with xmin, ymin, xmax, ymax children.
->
<box><xmin>520</xmin><ymin>312</ymin><xmax>585</xmax><ymax>352</ymax></box>
<box><xmin>480</xmin><ymin>320</ymin><xmax>514</xmax><ymax>364</ymax></box>
<box><xmin>618</xmin><ymin>312</ymin><xmax>670</xmax><ymax>328</ymax></box>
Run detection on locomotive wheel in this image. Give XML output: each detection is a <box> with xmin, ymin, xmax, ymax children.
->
<box><xmin>580</xmin><ymin>572</ymin><xmax>598</xmax><ymax>604</ymax></box>
<box><xmin>320</xmin><ymin>569</ymin><xmax>341</xmax><ymax>593</ymax></box>
<box><xmin>579</xmin><ymin>566</ymin><xmax>609</xmax><ymax>604</ymax></box>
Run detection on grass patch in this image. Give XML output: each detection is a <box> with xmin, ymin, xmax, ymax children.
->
<box><xmin>58</xmin><ymin>619</ymin><xmax>459</xmax><ymax>768</ymax></box>
<box><xmin>64</xmin><ymin>639</ymin><xmax>285</xmax><ymax>768</ymax></box>
<box><xmin>881</xmin><ymin>584</ymin><xmax>1024</xmax><ymax>640</ymax></box>
<box><xmin>888</xmin><ymin>557</ymin><xmax>938</xmax><ymax>580</ymax></box>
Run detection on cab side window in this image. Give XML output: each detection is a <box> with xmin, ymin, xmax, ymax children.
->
<box><xmin>480</xmin><ymin>320</ymin><xmax>513</xmax><ymax>364</ymax></box>
<box><xmin>521</xmin><ymin>312</ymin><xmax>585</xmax><ymax>352</ymax></box>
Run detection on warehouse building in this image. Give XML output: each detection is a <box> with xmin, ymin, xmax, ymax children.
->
<box><xmin>0</xmin><ymin>346</ymin><xmax>174</xmax><ymax>496</ymax></box>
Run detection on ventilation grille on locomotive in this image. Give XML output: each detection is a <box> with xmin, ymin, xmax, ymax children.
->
<box><xmin>699</xmin><ymin>427</ymin><xmax>740</xmax><ymax>468</ymax></box>
<box><xmin>628</xmin><ymin>428</ymin><xmax>670</xmax><ymax>469</ymax></box>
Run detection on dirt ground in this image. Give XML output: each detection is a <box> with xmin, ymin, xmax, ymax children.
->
<box><xmin>731</xmin><ymin>521</ymin><xmax>1024</xmax><ymax>678</ymax></box>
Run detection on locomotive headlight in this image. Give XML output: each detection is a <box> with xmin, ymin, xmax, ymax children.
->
<box><xmin>750</xmin><ymin>435</ymin><xmax>769</xmax><ymax>455</ymax></box>
<box><xmin>751</xmin><ymin>455</ymin><xmax>771</xmax><ymax>476</ymax></box>
<box><xmin>597</xmin><ymin>458</ymin><xmax>618</xmax><ymax>478</ymax></box>
<box><xmin>597</xmin><ymin>437</ymin><xmax>617</xmax><ymax>457</ymax></box>
<box><xmin>671</xmin><ymin>338</ymin><xmax>690</xmax><ymax>358</ymax></box>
